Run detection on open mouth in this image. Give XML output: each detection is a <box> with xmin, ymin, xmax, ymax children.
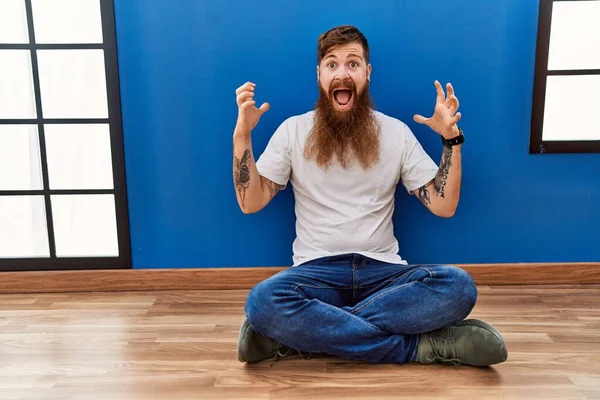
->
<box><xmin>332</xmin><ymin>89</ymin><xmax>353</xmax><ymax>110</ymax></box>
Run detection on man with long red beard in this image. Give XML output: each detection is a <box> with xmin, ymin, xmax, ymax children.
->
<box><xmin>233</xmin><ymin>25</ymin><xmax>507</xmax><ymax>367</ymax></box>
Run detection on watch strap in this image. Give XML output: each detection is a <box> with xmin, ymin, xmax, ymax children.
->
<box><xmin>442</xmin><ymin>127</ymin><xmax>464</xmax><ymax>147</ymax></box>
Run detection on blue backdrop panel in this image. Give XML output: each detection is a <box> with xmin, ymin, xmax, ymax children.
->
<box><xmin>114</xmin><ymin>0</ymin><xmax>600</xmax><ymax>268</ymax></box>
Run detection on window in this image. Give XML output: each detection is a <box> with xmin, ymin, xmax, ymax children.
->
<box><xmin>0</xmin><ymin>0</ymin><xmax>131</xmax><ymax>271</ymax></box>
<box><xmin>530</xmin><ymin>0</ymin><xmax>600</xmax><ymax>153</ymax></box>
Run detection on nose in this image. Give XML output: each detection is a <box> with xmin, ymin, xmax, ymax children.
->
<box><xmin>335</xmin><ymin>65</ymin><xmax>351</xmax><ymax>80</ymax></box>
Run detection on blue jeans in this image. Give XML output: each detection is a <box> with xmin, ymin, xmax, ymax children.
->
<box><xmin>245</xmin><ymin>253</ymin><xmax>478</xmax><ymax>364</ymax></box>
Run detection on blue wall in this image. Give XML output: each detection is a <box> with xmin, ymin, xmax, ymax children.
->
<box><xmin>114</xmin><ymin>0</ymin><xmax>600</xmax><ymax>268</ymax></box>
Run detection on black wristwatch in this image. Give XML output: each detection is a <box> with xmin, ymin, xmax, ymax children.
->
<box><xmin>441</xmin><ymin>127</ymin><xmax>464</xmax><ymax>147</ymax></box>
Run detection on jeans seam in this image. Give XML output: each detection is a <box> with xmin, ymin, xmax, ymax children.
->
<box><xmin>352</xmin><ymin>266</ymin><xmax>357</xmax><ymax>304</ymax></box>
<box><xmin>351</xmin><ymin>280</ymin><xmax>420</xmax><ymax>315</ymax></box>
<box><xmin>360</xmin><ymin>267</ymin><xmax>435</xmax><ymax>290</ymax></box>
<box><xmin>292</xmin><ymin>283</ymin><xmax>352</xmax><ymax>292</ymax></box>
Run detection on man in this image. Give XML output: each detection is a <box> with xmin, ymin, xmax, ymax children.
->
<box><xmin>232</xmin><ymin>25</ymin><xmax>507</xmax><ymax>367</ymax></box>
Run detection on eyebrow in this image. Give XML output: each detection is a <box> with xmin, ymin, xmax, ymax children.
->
<box><xmin>324</xmin><ymin>53</ymin><xmax>364</xmax><ymax>62</ymax></box>
<box><xmin>347</xmin><ymin>53</ymin><xmax>364</xmax><ymax>61</ymax></box>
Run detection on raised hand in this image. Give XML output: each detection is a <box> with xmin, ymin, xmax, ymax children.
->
<box><xmin>235</xmin><ymin>82</ymin><xmax>270</xmax><ymax>137</ymax></box>
<box><xmin>414</xmin><ymin>81</ymin><xmax>461</xmax><ymax>139</ymax></box>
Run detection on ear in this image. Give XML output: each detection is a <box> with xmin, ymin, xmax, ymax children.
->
<box><xmin>367</xmin><ymin>63</ymin><xmax>372</xmax><ymax>82</ymax></box>
<box><xmin>316</xmin><ymin>65</ymin><xmax>320</xmax><ymax>83</ymax></box>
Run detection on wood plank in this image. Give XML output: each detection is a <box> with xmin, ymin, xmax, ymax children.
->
<box><xmin>0</xmin><ymin>286</ymin><xmax>598</xmax><ymax>399</ymax></box>
<box><xmin>0</xmin><ymin>262</ymin><xmax>599</xmax><ymax>294</ymax></box>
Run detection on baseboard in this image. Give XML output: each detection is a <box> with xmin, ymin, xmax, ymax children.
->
<box><xmin>0</xmin><ymin>263</ymin><xmax>598</xmax><ymax>294</ymax></box>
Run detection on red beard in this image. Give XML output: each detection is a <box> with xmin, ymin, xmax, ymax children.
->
<box><xmin>304</xmin><ymin>79</ymin><xmax>380</xmax><ymax>170</ymax></box>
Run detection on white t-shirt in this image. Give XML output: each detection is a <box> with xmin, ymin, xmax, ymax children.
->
<box><xmin>256</xmin><ymin>110</ymin><xmax>438</xmax><ymax>267</ymax></box>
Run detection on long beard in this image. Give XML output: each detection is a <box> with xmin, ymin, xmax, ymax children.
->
<box><xmin>304</xmin><ymin>80</ymin><xmax>380</xmax><ymax>170</ymax></box>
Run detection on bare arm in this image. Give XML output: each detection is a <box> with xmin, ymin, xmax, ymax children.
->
<box><xmin>233</xmin><ymin>82</ymin><xmax>283</xmax><ymax>214</ymax></box>
<box><xmin>412</xmin><ymin>80</ymin><xmax>463</xmax><ymax>218</ymax></box>
<box><xmin>412</xmin><ymin>143</ymin><xmax>461</xmax><ymax>217</ymax></box>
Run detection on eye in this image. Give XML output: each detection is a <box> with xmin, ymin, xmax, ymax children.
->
<box><xmin>327</xmin><ymin>62</ymin><xmax>336</xmax><ymax>68</ymax></box>
<box><xmin>349</xmin><ymin>61</ymin><xmax>358</xmax><ymax>68</ymax></box>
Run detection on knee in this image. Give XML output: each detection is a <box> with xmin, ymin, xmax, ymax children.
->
<box><xmin>447</xmin><ymin>266</ymin><xmax>478</xmax><ymax>318</ymax></box>
<box><xmin>245</xmin><ymin>275</ymin><xmax>291</xmax><ymax>335</ymax></box>
<box><xmin>245</xmin><ymin>279</ymin><xmax>275</xmax><ymax>332</ymax></box>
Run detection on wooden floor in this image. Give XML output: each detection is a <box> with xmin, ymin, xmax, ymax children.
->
<box><xmin>1</xmin><ymin>285</ymin><xmax>599</xmax><ymax>400</ymax></box>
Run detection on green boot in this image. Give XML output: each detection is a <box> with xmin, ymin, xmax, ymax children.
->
<box><xmin>417</xmin><ymin>319</ymin><xmax>508</xmax><ymax>367</ymax></box>
<box><xmin>237</xmin><ymin>318</ymin><xmax>311</xmax><ymax>364</ymax></box>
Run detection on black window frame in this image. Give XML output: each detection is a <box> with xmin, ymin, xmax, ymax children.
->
<box><xmin>0</xmin><ymin>0</ymin><xmax>131</xmax><ymax>271</ymax></box>
<box><xmin>530</xmin><ymin>0</ymin><xmax>600</xmax><ymax>154</ymax></box>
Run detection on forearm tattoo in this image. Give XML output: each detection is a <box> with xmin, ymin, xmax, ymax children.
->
<box><xmin>416</xmin><ymin>145</ymin><xmax>453</xmax><ymax>206</ymax></box>
<box><xmin>234</xmin><ymin>149</ymin><xmax>252</xmax><ymax>206</ymax></box>
<box><xmin>417</xmin><ymin>184</ymin><xmax>433</xmax><ymax>205</ymax></box>
<box><xmin>434</xmin><ymin>145</ymin><xmax>452</xmax><ymax>198</ymax></box>
<box><xmin>261</xmin><ymin>176</ymin><xmax>285</xmax><ymax>199</ymax></box>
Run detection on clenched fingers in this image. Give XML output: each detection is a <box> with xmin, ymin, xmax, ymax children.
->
<box><xmin>239</xmin><ymin>100</ymin><xmax>256</xmax><ymax>111</ymax></box>
<box><xmin>236</xmin><ymin>90</ymin><xmax>254</xmax><ymax>107</ymax></box>
<box><xmin>446</xmin><ymin>95</ymin><xmax>459</xmax><ymax>113</ymax></box>
<box><xmin>451</xmin><ymin>112</ymin><xmax>462</xmax><ymax>125</ymax></box>
<box><xmin>236</xmin><ymin>82</ymin><xmax>255</xmax><ymax>96</ymax></box>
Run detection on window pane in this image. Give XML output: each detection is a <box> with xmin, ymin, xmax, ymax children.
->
<box><xmin>31</xmin><ymin>0</ymin><xmax>103</xmax><ymax>44</ymax></box>
<box><xmin>0</xmin><ymin>50</ymin><xmax>37</xmax><ymax>119</ymax></box>
<box><xmin>0</xmin><ymin>196</ymin><xmax>49</xmax><ymax>258</ymax></box>
<box><xmin>543</xmin><ymin>75</ymin><xmax>600</xmax><ymax>141</ymax></box>
<box><xmin>37</xmin><ymin>49</ymin><xmax>108</xmax><ymax>118</ymax></box>
<box><xmin>0</xmin><ymin>125</ymin><xmax>43</xmax><ymax>190</ymax></box>
<box><xmin>548</xmin><ymin>0</ymin><xmax>600</xmax><ymax>70</ymax></box>
<box><xmin>45</xmin><ymin>124</ymin><xmax>114</xmax><ymax>190</ymax></box>
<box><xmin>52</xmin><ymin>194</ymin><xmax>119</xmax><ymax>257</ymax></box>
<box><xmin>0</xmin><ymin>0</ymin><xmax>29</xmax><ymax>44</ymax></box>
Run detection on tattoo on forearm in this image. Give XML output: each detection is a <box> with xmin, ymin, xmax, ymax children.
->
<box><xmin>434</xmin><ymin>145</ymin><xmax>452</xmax><ymax>198</ymax></box>
<box><xmin>416</xmin><ymin>145</ymin><xmax>453</xmax><ymax>206</ymax></box>
<box><xmin>261</xmin><ymin>176</ymin><xmax>285</xmax><ymax>199</ymax></box>
<box><xmin>234</xmin><ymin>149</ymin><xmax>252</xmax><ymax>206</ymax></box>
<box><xmin>417</xmin><ymin>181</ymin><xmax>434</xmax><ymax>205</ymax></box>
